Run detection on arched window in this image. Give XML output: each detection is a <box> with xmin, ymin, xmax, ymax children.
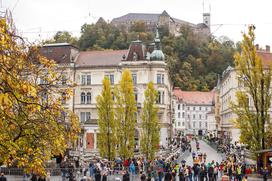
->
<box><xmin>81</xmin><ymin>92</ymin><xmax>86</xmax><ymax>104</ymax></box>
<box><xmin>86</xmin><ymin>92</ymin><xmax>91</xmax><ymax>104</ymax></box>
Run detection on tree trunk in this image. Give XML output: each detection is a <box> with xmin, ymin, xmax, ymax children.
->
<box><xmin>261</xmin><ymin>79</ymin><xmax>265</xmax><ymax>149</ymax></box>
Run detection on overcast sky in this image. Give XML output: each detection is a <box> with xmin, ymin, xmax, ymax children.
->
<box><xmin>2</xmin><ymin>0</ymin><xmax>272</xmax><ymax>47</ymax></box>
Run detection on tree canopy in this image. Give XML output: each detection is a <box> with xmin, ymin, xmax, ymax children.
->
<box><xmin>44</xmin><ymin>31</ymin><xmax>78</xmax><ymax>46</ymax></box>
<box><xmin>0</xmin><ymin>19</ymin><xmax>80</xmax><ymax>175</ymax></box>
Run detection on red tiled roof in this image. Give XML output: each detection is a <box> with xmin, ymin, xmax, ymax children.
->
<box><xmin>173</xmin><ymin>87</ymin><xmax>215</xmax><ymax>105</ymax></box>
<box><xmin>76</xmin><ymin>50</ymin><xmax>127</xmax><ymax>66</ymax></box>
<box><xmin>257</xmin><ymin>51</ymin><xmax>272</xmax><ymax>66</ymax></box>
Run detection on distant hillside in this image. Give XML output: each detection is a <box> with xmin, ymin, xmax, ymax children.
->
<box><xmin>45</xmin><ymin>21</ymin><xmax>238</xmax><ymax>91</ymax></box>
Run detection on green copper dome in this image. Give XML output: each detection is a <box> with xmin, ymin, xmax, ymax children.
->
<box><xmin>150</xmin><ymin>25</ymin><xmax>165</xmax><ymax>61</ymax></box>
<box><xmin>150</xmin><ymin>50</ymin><xmax>165</xmax><ymax>61</ymax></box>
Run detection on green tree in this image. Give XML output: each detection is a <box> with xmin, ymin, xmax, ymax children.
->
<box><xmin>231</xmin><ymin>25</ymin><xmax>272</xmax><ymax>151</ymax></box>
<box><xmin>140</xmin><ymin>82</ymin><xmax>160</xmax><ymax>160</ymax></box>
<box><xmin>0</xmin><ymin>19</ymin><xmax>80</xmax><ymax>175</ymax></box>
<box><xmin>130</xmin><ymin>21</ymin><xmax>147</xmax><ymax>32</ymax></box>
<box><xmin>79</xmin><ymin>22</ymin><xmax>121</xmax><ymax>50</ymax></box>
<box><xmin>45</xmin><ymin>31</ymin><xmax>78</xmax><ymax>46</ymax></box>
<box><xmin>97</xmin><ymin>77</ymin><xmax>116</xmax><ymax>160</ymax></box>
<box><xmin>115</xmin><ymin>69</ymin><xmax>137</xmax><ymax>159</ymax></box>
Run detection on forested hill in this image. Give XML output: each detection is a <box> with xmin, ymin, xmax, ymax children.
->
<box><xmin>44</xmin><ymin>21</ymin><xmax>239</xmax><ymax>91</ymax></box>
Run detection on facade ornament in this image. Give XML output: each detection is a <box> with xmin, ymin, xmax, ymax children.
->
<box><xmin>133</xmin><ymin>52</ymin><xmax>138</xmax><ymax>61</ymax></box>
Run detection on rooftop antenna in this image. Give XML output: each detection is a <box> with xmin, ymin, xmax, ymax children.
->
<box><xmin>202</xmin><ymin>0</ymin><xmax>211</xmax><ymax>14</ymax></box>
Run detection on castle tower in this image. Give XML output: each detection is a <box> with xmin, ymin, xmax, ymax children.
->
<box><xmin>203</xmin><ymin>0</ymin><xmax>211</xmax><ymax>29</ymax></box>
<box><xmin>203</xmin><ymin>13</ymin><xmax>210</xmax><ymax>28</ymax></box>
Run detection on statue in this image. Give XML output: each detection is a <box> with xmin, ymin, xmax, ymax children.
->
<box><xmin>133</xmin><ymin>52</ymin><xmax>138</xmax><ymax>61</ymax></box>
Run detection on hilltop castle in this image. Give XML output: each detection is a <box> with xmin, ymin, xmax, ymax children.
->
<box><xmin>111</xmin><ymin>10</ymin><xmax>210</xmax><ymax>37</ymax></box>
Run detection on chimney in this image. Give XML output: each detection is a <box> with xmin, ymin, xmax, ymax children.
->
<box><xmin>266</xmin><ymin>45</ymin><xmax>270</xmax><ymax>52</ymax></box>
<box><xmin>255</xmin><ymin>44</ymin><xmax>259</xmax><ymax>50</ymax></box>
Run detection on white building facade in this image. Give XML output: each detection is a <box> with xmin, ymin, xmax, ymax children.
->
<box><xmin>173</xmin><ymin>88</ymin><xmax>216</xmax><ymax>136</ymax></box>
<box><xmin>219</xmin><ymin>66</ymin><xmax>240</xmax><ymax>143</ymax></box>
<box><xmin>41</xmin><ymin>34</ymin><xmax>172</xmax><ymax>154</ymax></box>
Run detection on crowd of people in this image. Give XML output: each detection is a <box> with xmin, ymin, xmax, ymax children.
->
<box><xmin>56</xmin><ymin>137</ymin><xmax>269</xmax><ymax>181</ymax></box>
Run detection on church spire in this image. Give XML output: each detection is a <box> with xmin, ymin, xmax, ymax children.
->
<box><xmin>150</xmin><ymin>25</ymin><xmax>165</xmax><ymax>61</ymax></box>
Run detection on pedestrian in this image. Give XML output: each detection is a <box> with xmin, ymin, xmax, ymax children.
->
<box><xmin>214</xmin><ymin>165</ymin><xmax>219</xmax><ymax>181</ymax></box>
<box><xmin>236</xmin><ymin>164</ymin><xmax>242</xmax><ymax>181</ymax></box>
<box><xmin>179</xmin><ymin>166</ymin><xmax>185</xmax><ymax>181</ymax></box>
<box><xmin>30</xmin><ymin>174</ymin><xmax>37</xmax><ymax>181</ymax></box>
<box><xmin>221</xmin><ymin>172</ymin><xmax>230</xmax><ymax>181</ymax></box>
<box><xmin>196</xmin><ymin>142</ymin><xmax>200</xmax><ymax>150</ymax></box>
<box><xmin>122</xmin><ymin>170</ymin><xmax>130</xmax><ymax>181</ymax></box>
<box><xmin>164</xmin><ymin>170</ymin><xmax>172</xmax><ymax>181</ymax></box>
<box><xmin>193</xmin><ymin>164</ymin><xmax>199</xmax><ymax>181</ymax></box>
<box><xmin>37</xmin><ymin>176</ymin><xmax>46</xmax><ymax>181</ymax></box>
<box><xmin>203</xmin><ymin>153</ymin><xmax>207</xmax><ymax>162</ymax></box>
<box><xmin>192</xmin><ymin>151</ymin><xmax>196</xmax><ymax>160</ymax></box>
<box><xmin>81</xmin><ymin>176</ymin><xmax>87</xmax><ymax>181</ymax></box>
<box><xmin>208</xmin><ymin>163</ymin><xmax>214</xmax><ymax>181</ymax></box>
<box><xmin>140</xmin><ymin>171</ymin><xmax>146</xmax><ymax>181</ymax></box>
<box><xmin>242</xmin><ymin>175</ymin><xmax>248</xmax><ymax>181</ymax></box>
<box><xmin>89</xmin><ymin>160</ymin><xmax>94</xmax><ymax>178</ymax></box>
<box><xmin>227</xmin><ymin>164</ymin><xmax>233</xmax><ymax>180</ymax></box>
<box><xmin>263</xmin><ymin>167</ymin><xmax>269</xmax><ymax>181</ymax></box>
<box><xmin>158</xmin><ymin>170</ymin><xmax>164</xmax><ymax>181</ymax></box>
<box><xmin>188</xmin><ymin>166</ymin><xmax>193</xmax><ymax>181</ymax></box>
<box><xmin>203</xmin><ymin>164</ymin><xmax>208</xmax><ymax>181</ymax></box>
<box><xmin>199</xmin><ymin>166</ymin><xmax>205</xmax><ymax>181</ymax></box>
<box><xmin>0</xmin><ymin>173</ymin><xmax>7</xmax><ymax>181</ymax></box>
<box><xmin>129</xmin><ymin>162</ymin><xmax>135</xmax><ymax>175</ymax></box>
<box><xmin>171</xmin><ymin>169</ymin><xmax>176</xmax><ymax>180</ymax></box>
<box><xmin>102</xmin><ymin>173</ymin><xmax>107</xmax><ymax>181</ymax></box>
<box><xmin>94</xmin><ymin>166</ymin><xmax>101</xmax><ymax>181</ymax></box>
<box><xmin>46</xmin><ymin>171</ymin><xmax>50</xmax><ymax>181</ymax></box>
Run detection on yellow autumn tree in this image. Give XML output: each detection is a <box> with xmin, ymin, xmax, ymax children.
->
<box><xmin>140</xmin><ymin>82</ymin><xmax>160</xmax><ymax>160</ymax></box>
<box><xmin>97</xmin><ymin>77</ymin><xmax>116</xmax><ymax>160</ymax></box>
<box><xmin>0</xmin><ymin>19</ymin><xmax>80</xmax><ymax>175</ymax></box>
<box><xmin>231</xmin><ymin>25</ymin><xmax>272</xmax><ymax>151</ymax></box>
<box><xmin>115</xmin><ymin>69</ymin><xmax>137</xmax><ymax>160</ymax></box>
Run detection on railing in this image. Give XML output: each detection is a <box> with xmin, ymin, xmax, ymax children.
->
<box><xmin>0</xmin><ymin>168</ymin><xmax>83</xmax><ymax>176</ymax></box>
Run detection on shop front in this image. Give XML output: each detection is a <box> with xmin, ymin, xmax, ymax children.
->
<box><xmin>256</xmin><ymin>148</ymin><xmax>272</xmax><ymax>172</ymax></box>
